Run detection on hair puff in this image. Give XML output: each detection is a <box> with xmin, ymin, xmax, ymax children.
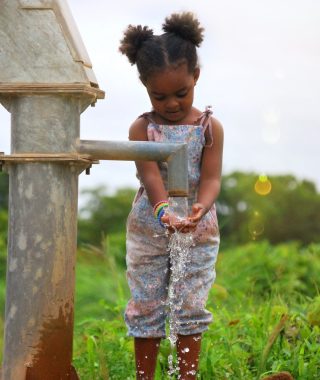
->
<box><xmin>119</xmin><ymin>25</ymin><xmax>154</xmax><ymax>65</ymax></box>
<box><xmin>162</xmin><ymin>12</ymin><xmax>204</xmax><ymax>47</ymax></box>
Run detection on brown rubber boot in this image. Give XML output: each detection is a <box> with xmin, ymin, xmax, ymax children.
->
<box><xmin>176</xmin><ymin>333</ymin><xmax>202</xmax><ymax>380</ymax></box>
<box><xmin>134</xmin><ymin>337</ymin><xmax>161</xmax><ymax>380</ymax></box>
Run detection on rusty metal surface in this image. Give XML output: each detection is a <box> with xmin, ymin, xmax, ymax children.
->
<box><xmin>0</xmin><ymin>152</ymin><xmax>96</xmax><ymax>164</ymax></box>
<box><xmin>167</xmin><ymin>144</ymin><xmax>188</xmax><ymax>197</ymax></box>
<box><xmin>24</xmin><ymin>307</ymin><xmax>75</xmax><ymax>380</ymax></box>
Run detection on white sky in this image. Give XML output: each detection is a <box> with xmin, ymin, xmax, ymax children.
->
<box><xmin>1</xmin><ymin>0</ymin><xmax>319</xmax><ymax>195</ymax></box>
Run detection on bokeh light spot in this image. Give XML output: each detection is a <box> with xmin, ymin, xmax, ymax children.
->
<box><xmin>255</xmin><ymin>174</ymin><xmax>272</xmax><ymax>196</ymax></box>
<box><xmin>248</xmin><ymin>210</ymin><xmax>265</xmax><ymax>240</ymax></box>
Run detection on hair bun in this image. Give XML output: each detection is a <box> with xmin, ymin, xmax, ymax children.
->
<box><xmin>119</xmin><ymin>25</ymin><xmax>154</xmax><ymax>64</ymax></box>
<box><xmin>162</xmin><ymin>12</ymin><xmax>204</xmax><ymax>47</ymax></box>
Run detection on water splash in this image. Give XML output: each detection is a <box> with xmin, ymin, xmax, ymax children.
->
<box><xmin>166</xmin><ymin>197</ymin><xmax>194</xmax><ymax>377</ymax></box>
<box><xmin>168</xmin><ymin>197</ymin><xmax>189</xmax><ymax>225</ymax></box>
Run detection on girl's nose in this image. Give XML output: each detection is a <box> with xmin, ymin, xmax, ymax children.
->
<box><xmin>166</xmin><ymin>98</ymin><xmax>179</xmax><ymax>110</ymax></box>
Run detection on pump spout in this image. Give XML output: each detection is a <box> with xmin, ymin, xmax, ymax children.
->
<box><xmin>77</xmin><ymin>139</ymin><xmax>189</xmax><ymax>197</ymax></box>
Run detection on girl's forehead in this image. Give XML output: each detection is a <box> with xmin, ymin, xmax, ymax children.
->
<box><xmin>146</xmin><ymin>64</ymin><xmax>194</xmax><ymax>93</ymax></box>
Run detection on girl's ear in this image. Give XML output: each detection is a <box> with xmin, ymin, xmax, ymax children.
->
<box><xmin>194</xmin><ymin>67</ymin><xmax>200</xmax><ymax>84</ymax></box>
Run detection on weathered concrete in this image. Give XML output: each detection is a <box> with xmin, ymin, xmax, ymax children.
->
<box><xmin>0</xmin><ymin>0</ymin><xmax>103</xmax><ymax>378</ymax></box>
<box><xmin>3</xmin><ymin>96</ymin><xmax>82</xmax><ymax>379</ymax></box>
<box><xmin>0</xmin><ymin>0</ymin><xmax>97</xmax><ymax>85</ymax></box>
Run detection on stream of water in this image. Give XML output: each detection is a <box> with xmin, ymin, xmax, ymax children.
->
<box><xmin>166</xmin><ymin>197</ymin><xmax>194</xmax><ymax>377</ymax></box>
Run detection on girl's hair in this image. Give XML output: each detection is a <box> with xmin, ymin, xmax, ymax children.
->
<box><xmin>119</xmin><ymin>12</ymin><xmax>204</xmax><ymax>82</ymax></box>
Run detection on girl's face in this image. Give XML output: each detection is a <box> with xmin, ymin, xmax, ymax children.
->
<box><xmin>144</xmin><ymin>63</ymin><xmax>200</xmax><ymax>124</ymax></box>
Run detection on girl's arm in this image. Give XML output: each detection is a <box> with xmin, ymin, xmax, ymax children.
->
<box><xmin>129</xmin><ymin>117</ymin><xmax>189</xmax><ymax>231</ymax></box>
<box><xmin>129</xmin><ymin>118</ymin><xmax>168</xmax><ymax>206</ymax></box>
<box><xmin>189</xmin><ymin>117</ymin><xmax>224</xmax><ymax>224</ymax></box>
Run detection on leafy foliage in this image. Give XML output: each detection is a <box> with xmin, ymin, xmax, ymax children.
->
<box><xmin>76</xmin><ymin>172</ymin><xmax>320</xmax><ymax>247</ymax></box>
<box><xmin>78</xmin><ymin>187</ymin><xmax>136</xmax><ymax>245</ymax></box>
<box><xmin>217</xmin><ymin>172</ymin><xmax>320</xmax><ymax>245</ymax></box>
<box><xmin>0</xmin><ymin>173</ymin><xmax>8</xmax><ymax>212</ymax></box>
<box><xmin>0</xmin><ymin>211</ymin><xmax>8</xmax><ymax>318</ymax></box>
<box><xmin>1</xmin><ymin>171</ymin><xmax>320</xmax><ymax>246</ymax></box>
<box><xmin>0</xmin><ymin>173</ymin><xmax>9</xmax><ymax>265</ymax></box>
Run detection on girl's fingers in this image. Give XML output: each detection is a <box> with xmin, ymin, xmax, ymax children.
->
<box><xmin>161</xmin><ymin>214</ymin><xmax>170</xmax><ymax>225</ymax></box>
<box><xmin>189</xmin><ymin>203</ymin><xmax>206</xmax><ymax>222</ymax></box>
<box><xmin>161</xmin><ymin>204</ymin><xmax>207</xmax><ymax>233</ymax></box>
<box><xmin>161</xmin><ymin>215</ymin><xmax>197</xmax><ymax>233</ymax></box>
<box><xmin>172</xmin><ymin>219</ymin><xmax>198</xmax><ymax>233</ymax></box>
<box><xmin>188</xmin><ymin>212</ymin><xmax>203</xmax><ymax>223</ymax></box>
<box><xmin>188</xmin><ymin>215</ymin><xmax>201</xmax><ymax>223</ymax></box>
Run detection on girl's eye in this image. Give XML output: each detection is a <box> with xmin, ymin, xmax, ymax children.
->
<box><xmin>154</xmin><ymin>96</ymin><xmax>165</xmax><ymax>101</ymax></box>
<box><xmin>176</xmin><ymin>91</ymin><xmax>187</xmax><ymax>98</ymax></box>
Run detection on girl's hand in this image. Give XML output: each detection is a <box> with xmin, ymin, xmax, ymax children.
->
<box><xmin>188</xmin><ymin>203</ymin><xmax>207</xmax><ymax>223</ymax></box>
<box><xmin>161</xmin><ymin>212</ymin><xmax>192</xmax><ymax>233</ymax></box>
<box><xmin>161</xmin><ymin>203</ymin><xmax>207</xmax><ymax>233</ymax></box>
<box><xmin>185</xmin><ymin>203</ymin><xmax>207</xmax><ymax>231</ymax></box>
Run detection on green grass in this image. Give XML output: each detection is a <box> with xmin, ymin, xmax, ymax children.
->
<box><xmin>75</xmin><ymin>234</ymin><xmax>129</xmax><ymax>322</ymax></box>
<box><xmin>1</xmin><ymin>238</ymin><xmax>320</xmax><ymax>379</ymax></box>
<box><xmin>72</xmin><ymin>239</ymin><xmax>320</xmax><ymax>379</ymax></box>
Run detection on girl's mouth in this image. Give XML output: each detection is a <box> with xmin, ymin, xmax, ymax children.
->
<box><xmin>166</xmin><ymin>110</ymin><xmax>181</xmax><ymax>117</ymax></box>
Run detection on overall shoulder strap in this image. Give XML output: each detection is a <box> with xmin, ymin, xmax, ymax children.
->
<box><xmin>138</xmin><ymin>111</ymin><xmax>157</xmax><ymax>125</ymax></box>
<box><xmin>138</xmin><ymin>112</ymin><xmax>161</xmax><ymax>142</ymax></box>
<box><xmin>199</xmin><ymin>106</ymin><xmax>214</xmax><ymax>147</ymax></box>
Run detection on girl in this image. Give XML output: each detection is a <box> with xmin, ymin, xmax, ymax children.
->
<box><xmin>119</xmin><ymin>12</ymin><xmax>223</xmax><ymax>380</ymax></box>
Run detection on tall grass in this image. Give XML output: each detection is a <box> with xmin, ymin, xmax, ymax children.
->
<box><xmin>0</xmin><ymin>237</ymin><xmax>319</xmax><ymax>378</ymax></box>
<box><xmin>72</xmin><ymin>239</ymin><xmax>320</xmax><ymax>379</ymax></box>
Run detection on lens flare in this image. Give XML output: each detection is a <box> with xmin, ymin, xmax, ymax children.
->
<box><xmin>248</xmin><ymin>210</ymin><xmax>264</xmax><ymax>240</ymax></box>
<box><xmin>254</xmin><ymin>174</ymin><xmax>272</xmax><ymax>196</ymax></box>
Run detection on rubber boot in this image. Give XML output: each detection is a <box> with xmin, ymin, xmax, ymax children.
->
<box><xmin>177</xmin><ymin>333</ymin><xmax>202</xmax><ymax>380</ymax></box>
<box><xmin>134</xmin><ymin>337</ymin><xmax>161</xmax><ymax>380</ymax></box>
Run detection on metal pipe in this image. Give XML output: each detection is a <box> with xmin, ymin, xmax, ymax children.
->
<box><xmin>77</xmin><ymin>139</ymin><xmax>189</xmax><ymax>197</ymax></box>
<box><xmin>167</xmin><ymin>144</ymin><xmax>189</xmax><ymax>197</ymax></box>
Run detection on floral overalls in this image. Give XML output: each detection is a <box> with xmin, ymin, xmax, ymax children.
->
<box><xmin>125</xmin><ymin>108</ymin><xmax>220</xmax><ymax>337</ymax></box>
